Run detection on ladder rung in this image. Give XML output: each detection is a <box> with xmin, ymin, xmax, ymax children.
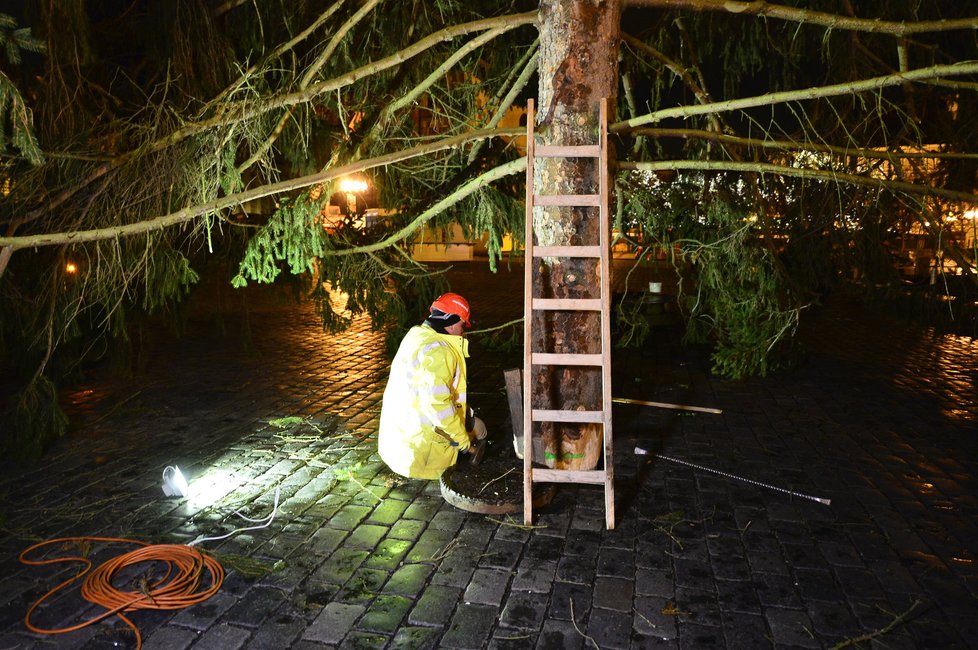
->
<box><xmin>535</xmin><ymin>144</ymin><xmax>601</xmax><ymax>158</ymax></box>
<box><xmin>532</xmin><ymin>468</ymin><xmax>607</xmax><ymax>484</ymax></box>
<box><xmin>534</xmin><ymin>194</ymin><xmax>601</xmax><ymax>207</ymax></box>
<box><xmin>532</xmin><ymin>298</ymin><xmax>601</xmax><ymax>311</ymax></box>
<box><xmin>531</xmin><ymin>352</ymin><xmax>603</xmax><ymax>367</ymax></box>
<box><xmin>532</xmin><ymin>245</ymin><xmax>601</xmax><ymax>258</ymax></box>
<box><xmin>531</xmin><ymin>408</ymin><xmax>605</xmax><ymax>423</ymax></box>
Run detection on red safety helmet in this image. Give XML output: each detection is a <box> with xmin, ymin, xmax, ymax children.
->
<box><xmin>430</xmin><ymin>292</ymin><xmax>471</xmax><ymax>327</ymax></box>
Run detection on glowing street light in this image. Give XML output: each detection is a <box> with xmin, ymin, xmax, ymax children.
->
<box><xmin>338</xmin><ymin>178</ymin><xmax>368</xmax><ymax>194</ymax></box>
<box><xmin>337</xmin><ymin>177</ymin><xmax>369</xmax><ymax>219</ymax></box>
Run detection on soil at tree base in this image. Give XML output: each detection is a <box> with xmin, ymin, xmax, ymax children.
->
<box><xmin>442</xmin><ymin>454</ymin><xmax>525</xmax><ymax>505</ymax></box>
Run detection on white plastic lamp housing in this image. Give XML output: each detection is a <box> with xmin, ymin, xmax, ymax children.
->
<box><xmin>162</xmin><ymin>465</ymin><xmax>190</xmax><ymax>498</ymax></box>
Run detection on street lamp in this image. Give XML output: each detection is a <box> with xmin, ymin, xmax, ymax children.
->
<box><xmin>338</xmin><ymin>177</ymin><xmax>369</xmax><ymax>219</ymax></box>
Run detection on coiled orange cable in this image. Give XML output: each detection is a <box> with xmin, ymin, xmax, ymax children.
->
<box><xmin>19</xmin><ymin>536</ymin><xmax>224</xmax><ymax>649</ymax></box>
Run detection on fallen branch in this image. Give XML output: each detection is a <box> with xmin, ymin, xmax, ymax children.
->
<box><xmin>487</xmin><ymin>516</ymin><xmax>547</xmax><ymax>530</ymax></box>
<box><xmin>420</xmin><ymin>538</ymin><xmax>462</xmax><ymax>564</ymax></box>
<box><xmin>479</xmin><ymin>468</ymin><xmax>516</xmax><ymax>494</ymax></box>
<box><xmin>570</xmin><ymin>598</ymin><xmax>601</xmax><ymax>650</ymax></box>
<box><xmin>829</xmin><ymin>600</ymin><xmax>923</xmax><ymax>649</ymax></box>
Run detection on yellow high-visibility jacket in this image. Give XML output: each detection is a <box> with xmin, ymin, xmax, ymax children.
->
<box><xmin>378</xmin><ymin>323</ymin><xmax>470</xmax><ymax>479</ymax></box>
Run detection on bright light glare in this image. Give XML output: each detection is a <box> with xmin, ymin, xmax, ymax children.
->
<box><xmin>65</xmin><ymin>262</ymin><xmax>78</xmax><ymax>274</ymax></box>
<box><xmin>187</xmin><ymin>468</ymin><xmax>239</xmax><ymax>509</ymax></box>
<box><xmin>965</xmin><ymin>209</ymin><xmax>978</xmax><ymax>220</ymax></box>
<box><xmin>339</xmin><ymin>178</ymin><xmax>368</xmax><ymax>193</ymax></box>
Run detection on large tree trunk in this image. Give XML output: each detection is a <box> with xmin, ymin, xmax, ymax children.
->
<box><xmin>533</xmin><ymin>0</ymin><xmax>620</xmax><ymax>470</ymax></box>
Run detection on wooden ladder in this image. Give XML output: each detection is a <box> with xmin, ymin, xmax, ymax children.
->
<box><xmin>522</xmin><ymin>98</ymin><xmax>615</xmax><ymax>530</ymax></box>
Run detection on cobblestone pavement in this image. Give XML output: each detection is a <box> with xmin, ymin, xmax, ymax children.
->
<box><xmin>1</xmin><ymin>261</ymin><xmax>976</xmax><ymax>649</ymax></box>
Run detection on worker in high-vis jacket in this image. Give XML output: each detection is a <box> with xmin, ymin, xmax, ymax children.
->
<box><xmin>378</xmin><ymin>292</ymin><xmax>488</xmax><ymax>479</ymax></box>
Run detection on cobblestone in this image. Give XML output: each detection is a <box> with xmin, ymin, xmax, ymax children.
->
<box><xmin>1</xmin><ymin>262</ymin><xmax>976</xmax><ymax>648</ymax></box>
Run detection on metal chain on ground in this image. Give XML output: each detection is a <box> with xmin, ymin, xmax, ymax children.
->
<box><xmin>635</xmin><ymin>448</ymin><xmax>832</xmax><ymax>506</ymax></box>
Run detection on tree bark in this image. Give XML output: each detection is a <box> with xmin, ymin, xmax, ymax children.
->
<box><xmin>533</xmin><ymin>0</ymin><xmax>621</xmax><ymax>470</ymax></box>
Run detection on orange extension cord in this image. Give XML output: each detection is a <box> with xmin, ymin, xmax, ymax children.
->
<box><xmin>20</xmin><ymin>536</ymin><xmax>224</xmax><ymax>649</ymax></box>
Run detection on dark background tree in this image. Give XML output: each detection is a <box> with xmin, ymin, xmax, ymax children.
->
<box><xmin>2</xmin><ymin>0</ymin><xmax>977</xmax><ymax>461</ymax></box>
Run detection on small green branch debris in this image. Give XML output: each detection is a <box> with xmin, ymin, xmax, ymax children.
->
<box><xmin>487</xmin><ymin>516</ymin><xmax>548</xmax><ymax>530</ymax></box>
<box><xmin>569</xmin><ymin>598</ymin><xmax>600</xmax><ymax>650</ymax></box>
<box><xmin>333</xmin><ymin>463</ymin><xmax>383</xmax><ymax>502</ymax></box>
<box><xmin>418</xmin><ymin>538</ymin><xmax>462</xmax><ymax>564</ymax></box>
<box><xmin>209</xmin><ymin>552</ymin><xmax>285</xmax><ymax>579</ymax></box>
<box><xmin>829</xmin><ymin>600</ymin><xmax>923</xmax><ymax>649</ymax></box>
<box><xmin>650</xmin><ymin>510</ymin><xmax>687</xmax><ymax>549</ymax></box>
<box><xmin>479</xmin><ymin>468</ymin><xmax>516</xmax><ymax>494</ymax></box>
<box><xmin>269</xmin><ymin>416</ymin><xmax>324</xmax><ymax>433</ymax></box>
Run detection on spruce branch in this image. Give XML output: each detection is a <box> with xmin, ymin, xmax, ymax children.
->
<box><xmin>235</xmin><ymin>0</ymin><xmax>381</xmax><ymax>174</ymax></box>
<box><xmin>619</xmin><ymin>160</ymin><xmax>978</xmax><ymax>205</ymax></box>
<box><xmin>612</xmin><ymin>61</ymin><xmax>978</xmax><ymax>131</ymax></box>
<box><xmin>18</xmin><ymin>11</ymin><xmax>537</xmax><ymax>226</ymax></box>
<box><xmin>208</xmin><ymin>0</ymin><xmax>347</xmax><ymax>109</ymax></box>
<box><xmin>326</xmin><ymin>157</ymin><xmax>526</xmax><ymax>257</ymax></box>
<box><xmin>629</xmin><ymin>127</ymin><xmax>978</xmax><ymax>162</ymax></box>
<box><xmin>0</xmin><ymin>127</ymin><xmax>521</xmax><ymax>253</ymax></box>
<box><xmin>625</xmin><ymin>0</ymin><xmax>978</xmax><ymax>37</ymax></box>
<box><xmin>467</xmin><ymin>39</ymin><xmax>539</xmax><ymax>165</ymax></box>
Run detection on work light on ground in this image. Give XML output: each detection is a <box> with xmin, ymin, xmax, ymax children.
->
<box><xmin>162</xmin><ymin>465</ymin><xmax>190</xmax><ymax>498</ymax></box>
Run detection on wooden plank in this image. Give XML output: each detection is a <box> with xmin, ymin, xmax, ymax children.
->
<box><xmin>532</xmin><ymin>468</ymin><xmax>606</xmax><ymax>484</ymax></box>
<box><xmin>532</xmin><ymin>245</ymin><xmax>601</xmax><ymax>258</ymax></box>
<box><xmin>532</xmin><ymin>298</ymin><xmax>601</xmax><ymax>311</ymax></box>
<box><xmin>531</xmin><ymin>352</ymin><xmax>603</xmax><ymax>366</ymax></box>
<box><xmin>535</xmin><ymin>144</ymin><xmax>601</xmax><ymax>158</ymax></box>
<box><xmin>531</xmin><ymin>408</ymin><xmax>604</xmax><ymax>423</ymax></box>
<box><xmin>504</xmin><ymin>369</ymin><xmax>523</xmax><ymax>441</ymax></box>
<box><xmin>612</xmin><ymin>396</ymin><xmax>723</xmax><ymax>414</ymax></box>
<box><xmin>534</xmin><ymin>193</ymin><xmax>601</xmax><ymax>207</ymax></box>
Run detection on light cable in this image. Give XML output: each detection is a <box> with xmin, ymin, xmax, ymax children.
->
<box><xmin>20</xmin><ymin>486</ymin><xmax>282</xmax><ymax>648</ymax></box>
<box><xmin>188</xmin><ymin>486</ymin><xmax>282</xmax><ymax>547</ymax></box>
<box><xmin>19</xmin><ymin>537</ymin><xmax>224</xmax><ymax>648</ymax></box>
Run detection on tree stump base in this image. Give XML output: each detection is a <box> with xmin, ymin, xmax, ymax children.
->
<box><xmin>440</xmin><ymin>455</ymin><xmax>556</xmax><ymax>515</ymax></box>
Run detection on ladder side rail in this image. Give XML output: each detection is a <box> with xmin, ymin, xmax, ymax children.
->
<box><xmin>597</xmin><ymin>98</ymin><xmax>614</xmax><ymax>528</ymax></box>
<box><xmin>523</xmin><ymin>99</ymin><xmax>537</xmax><ymax>526</ymax></box>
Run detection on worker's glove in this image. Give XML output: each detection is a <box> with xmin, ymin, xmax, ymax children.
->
<box><xmin>470</xmin><ymin>416</ymin><xmax>488</xmax><ymax>441</ymax></box>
